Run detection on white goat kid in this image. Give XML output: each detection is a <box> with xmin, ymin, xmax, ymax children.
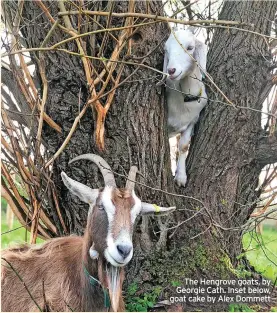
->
<box><xmin>163</xmin><ymin>28</ymin><xmax>207</xmax><ymax>187</ymax></box>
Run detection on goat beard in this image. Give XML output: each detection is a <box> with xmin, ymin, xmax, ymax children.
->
<box><xmin>98</xmin><ymin>260</ymin><xmax>123</xmax><ymax>312</ymax></box>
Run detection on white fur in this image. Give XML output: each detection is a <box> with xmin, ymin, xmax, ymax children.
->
<box><xmin>105</xmin><ymin>228</ymin><xmax>134</xmax><ymax>267</ymax></box>
<box><xmin>89</xmin><ymin>247</ymin><xmax>99</xmax><ymax>259</ymax></box>
<box><xmin>164</xmin><ymin>29</ymin><xmax>208</xmax><ymax>187</ymax></box>
<box><xmin>130</xmin><ymin>190</ymin><xmax>142</xmax><ymax>223</ymax></box>
<box><xmin>101</xmin><ymin>186</ymin><xmax>116</xmax><ymax>221</ymax></box>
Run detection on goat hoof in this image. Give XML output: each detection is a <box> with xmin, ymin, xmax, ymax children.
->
<box><xmin>174</xmin><ymin>173</ymin><xmax>187</xmax><ymax>187</ymax></box>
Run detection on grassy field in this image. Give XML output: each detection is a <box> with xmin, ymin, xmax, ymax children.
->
<box><xmin>243</xmin><ymin>226</ymin><xmax>277</xmax><ymax>283</ymax></box>
<box><xmin>1</xmin><ymin>215</ymin><xmax>44</xmax><ymax>248</ymax></box>
<box><xmin>1</xmin><ymin>197</ymin><xmax>44</xmax><ymax>248</ymax></box>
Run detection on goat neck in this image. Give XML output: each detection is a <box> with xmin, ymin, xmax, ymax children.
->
<box><xmin>179</xmin><ymin>65</ymin><xmax>204</xmax><ymax>97</ymax></box>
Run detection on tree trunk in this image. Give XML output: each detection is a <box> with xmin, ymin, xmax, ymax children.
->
<box><xmin>185</xmin><ymin>0</ymin><xmax>277</xmax><ymax>262</ymax></box>
<box><xmin>4</xmin><ymin>0</ymin><xmax>277</xmax><ymax>311</ymax></box>
<box><xmin>19</xmin><ymin>0</ymin><xmax>177</xmax><ymax>236</ymax></box>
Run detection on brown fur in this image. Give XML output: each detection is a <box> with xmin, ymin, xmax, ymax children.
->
<box><xmin>1</xmin><ymin>188</ymin><xmax>134</xmax><ymax>312</ymax></box>
<box><xmin>2</xmin><ymin>237</ymin><xmax>87</xmax><ymax>311</ymax></box>
<box><xmin>180</xmin><ymin>143</ymin><xmax>189</xmax><ymax>153</ymax></box>
<box><xmin>111</xmin><ymin>189</ymin><xmax>134</xmax><ymax>238</ymax></box>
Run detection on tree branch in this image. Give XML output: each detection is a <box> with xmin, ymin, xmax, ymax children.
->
<box><xmin>256</xmin><ymin>131</ymin><xmax>277</xmax><ymax>166</ymax></box>
<box><xmin>58</xmin><ymin>10</ymin><xmax>249</xmax><ymax>27</ymax></box>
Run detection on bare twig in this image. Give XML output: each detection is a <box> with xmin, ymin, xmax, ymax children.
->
<box><xmin>58</xmin><ymin>10</ymin><xmax>249</xmax><ymax>27</ymax></box>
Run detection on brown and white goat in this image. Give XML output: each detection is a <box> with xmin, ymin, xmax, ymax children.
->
<box><xmin>1</xmin><ymin>154</ymin><xmax>175</xmax><ymax>312</ymax></box>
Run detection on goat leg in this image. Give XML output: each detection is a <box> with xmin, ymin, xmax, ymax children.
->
<box><xmin>174</xmin><ymin>123</ymin><xmax>194</xmax><ymax>187</ymax></box>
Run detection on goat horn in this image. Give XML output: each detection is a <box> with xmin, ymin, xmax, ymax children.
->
<box><xmin>69</xmin><ymin>154</ymin><xmax>116</xmax><ymax>187</ymax></box>
<box><xmin>125</xmin><ymin>166</ymin><xmax>138</xmax><ymax>191</ymax></box>
<box><xmin>141</xmin><ymin>202</ymin><xmax>176</xmax><ymax>215</ymax></box>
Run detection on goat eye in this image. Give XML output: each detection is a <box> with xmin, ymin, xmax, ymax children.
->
<box><xmin>187</xmin><ymin>45</ymin><xmax>194</xmax><ymax>50</ymax></box>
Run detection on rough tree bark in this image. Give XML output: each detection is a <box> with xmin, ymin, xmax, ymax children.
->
<box><xmin>185</xmin><ymin>0</ymin><xmax>277</xmax><ymax>263</ymax></box>
<box><xmin>17</xmin><ymin>0</ymin><xmax>176</xmax><ymax>237</ymax></box>
<box><xmin>3</xmin><ymin>0</ymin><xmax>277</xmax><ymax>311</ymax></box>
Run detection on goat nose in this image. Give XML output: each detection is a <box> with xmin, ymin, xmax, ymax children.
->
<box><xmin>168</xmin><ymin>68</ymin><xmax>176</xmax><ymax>75</ymax></box>
<box><xmin>117</xmin><ymin>244</ymin><xmax>132</xmax><ymax>259</ymax></box>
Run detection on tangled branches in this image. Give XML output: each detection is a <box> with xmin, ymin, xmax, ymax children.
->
<box><xmin>1</xmin><ymin>0</ymin><xmax>276</xmax><ymax>246</ymax></box>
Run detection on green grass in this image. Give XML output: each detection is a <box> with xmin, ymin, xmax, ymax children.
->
<box><xmin>3</xmin><ymin>217</ymin><xmax>27</xmax><ymax>249</ymax></box>
<box><xmin>1</xmin><ymin>215</ymin><xmax>44</xmax><ymax>249</ymax></box>
<box><xmin>1</xmin><ymin>197</ymin><xmax>44</xmax><ymax>248</ymax></box>
<box><xmin>2</xmin><ymin>216</ymin><xmax>27</xmax><ymax>248</ymax></box>
<box><xmin>242</xmin><ymin>226</ymin><xmax>277</xmax><ymax>283</ymax></box>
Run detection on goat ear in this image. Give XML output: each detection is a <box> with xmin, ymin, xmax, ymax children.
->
<box><xmin>61</xmin><ymin>171</ymin><xmax>99</xmax><ymax>205</ymax></box>
<box><xmin>194</xmin><ymin>39</ymin><xmax>207</xmax><ymax>74</ymax></box>
<box><xmin>140</xmin><ymin>202</ymin><xmax>176</xmax><ymax>215</ymax></box>
<box><xmin>187</xmin><ymin>26</ymin><xmax>197</xmax><ymax>34</ymax></box>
